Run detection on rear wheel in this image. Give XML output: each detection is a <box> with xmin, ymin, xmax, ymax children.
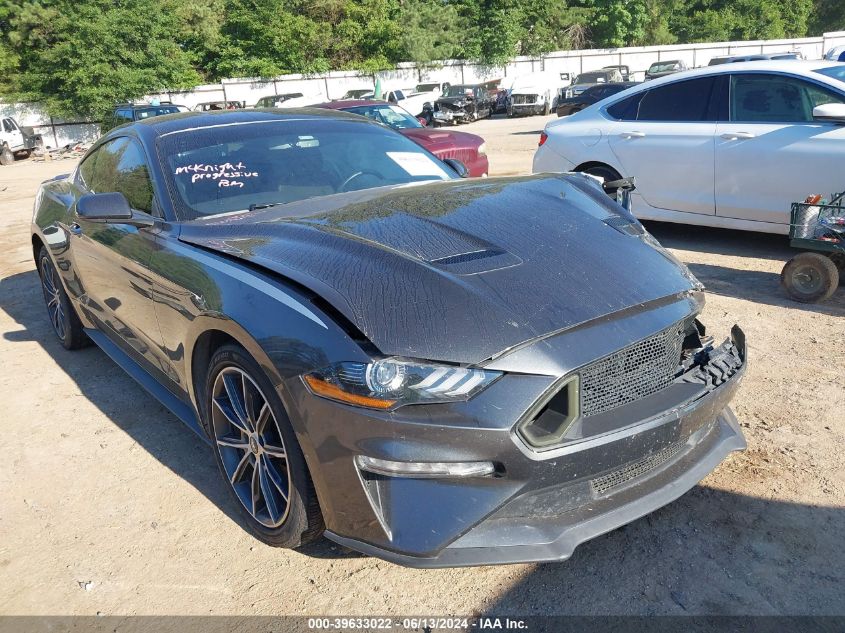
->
<box><xmin>578</xmin><ymin>164</ymin><xmax>623</xmax><ymax>196</ymax></box>
<box><xmin>780</xmin><ymin>252</ymin><xmax>839</xmax><ymax>303</ymax></box>
<box><xmin>206</xmin><ymin>344</ymin><xmax>323</xmax><ymax>547</ymax></box>
<box><xmin>0</xmin><ymin>144</ymin><xmax>13</xmax><ymax>165</ymax></box>
<box><xmin>37</xmin><ymin>247</ymin><xmax>88</xmax><ymax>350</ymax></box>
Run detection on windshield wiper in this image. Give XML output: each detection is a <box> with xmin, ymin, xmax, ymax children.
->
<box><xmin>248</xmin><ymin>202</ymin><xmax>287</xmax><ymax>212</ymax></box>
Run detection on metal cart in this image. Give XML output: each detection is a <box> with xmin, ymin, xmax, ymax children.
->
<box><xmin>781</xmin><ymin>192</ymin><xmax>845</xmax><ymax>303</ymax></box>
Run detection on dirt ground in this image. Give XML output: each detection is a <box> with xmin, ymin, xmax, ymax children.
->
<box><xmin>1</xmin><ymin>114</ymin><xmax>843</xmax><ymax>618</ymax></box>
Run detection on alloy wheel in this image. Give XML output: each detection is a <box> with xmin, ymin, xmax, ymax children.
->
<box><xmin>211</xmin><ymin>366</ymin><xmax>291</xmax><ymax>527</ymax></box>
<box><xmin>40</xmin><ymin>255</ymin><xmax>67</xmax><ymax>341</ymax></box>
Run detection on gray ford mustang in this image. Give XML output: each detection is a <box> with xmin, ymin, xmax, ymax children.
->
<box><xmin>31</xmin><ymin>109</ymin><xmax>746</xmax><ymax>567</ymax></box>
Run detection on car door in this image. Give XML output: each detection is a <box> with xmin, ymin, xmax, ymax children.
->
<box><xmin>607</xmin><ymin>76</ymin><xmax>720</xmax><ymax>216</ymax></box>
<box><xmin>715</xmin><ymin>72</ymin><xmax>845</xmax><ymax>227</ymax></box>
<box><xmin>69</xmin><ymin>136</ymin><xmax>169</xmax><ymax>374</ymax></box>
<box><xmin>2</xmin><ymin>118</ymin><xmax>25</xmax><ymax>150</ymax></box>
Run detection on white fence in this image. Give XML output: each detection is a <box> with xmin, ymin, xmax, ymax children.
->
<box><xmin>4</xmin><ymin>31</ymin><xmax>845</xmax><ymax>148</ymax></box>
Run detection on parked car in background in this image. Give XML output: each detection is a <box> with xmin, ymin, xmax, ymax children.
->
<box><xmin>494</xmin><ymin>88</ymin><xmax>509</xmax><ymax>114</ymax></box>
<box><xmin>336</xmin><ymin>88</ymin><xmax>372</xmax><ymax>100</ymax></box>
<box><xmin>255</xmin><ymin>93</ymin><xmax>305</xmax><ymax>107</ymax></box>
<box><xmin>602</xmin><ymin>65</ymin><xmax>631</xmax><ymax>81</ymax></box>
<box><xmin>434</xmin><ymin>84</ymin><xmax>494</xmax><ymax>124</ymax></box>
<box><xmin>314</xmin><ymin>99</ymin><xmax>488</xmax><ymax>177</ymax></box>
<box><xmin>562</xmin><ymin>69</ymin><xmax>625</xmax><ymax>100</ymax></box>
<box><xmin>507</xmin><ymin>74</ymin><xmax>554</xmax><ymax>117</ymax></box>
<box><xmin>32</xmin><ymin>107</ymin><xmax>747</xmax><ymax>567</ymax></box>
<box><xmin>415</xmin><ymin>81</ymin><xmax>451</xmax><ymax>98</ymax></box>
<box><xmin>534</xmin><ymin>61</ymin><xmax>845</xmax><ymax>235</ymax></box>
<box><xmin>825</xmin><ymin>45</ymin><xmax>845</xmax><ymax>61</ymax></box>
<box><xmin>709</xmin><ymin>52</ymin><xmax>803</xmax><ymax>65</ymax></box>
<box><xmin>101</xmin><ymin>103</ymin><xmax>183</xmax><ymax>133</ymax></box>
<box><xmin>1</xmin><ymin>116</ymin><xmax>43</xmax><ymax>165</ymax></box>
<box><xmin>556</xmin><ymin>82</ymin><xmax>640</xmax><ymax>117</ymax></box>
<box><xmin>364</xmin><ymin>87</ymin><xmax>434</xmax><ymax>122</ymax></box>
<box><xmin>194</xmin><ymin>101</ymin><xmax>245</xmax><ymax>111</ymax></box>
<box><xmin>644</xmin><ymin>60</ymin><xmax>688</xmax><ymax>80</ymax></box>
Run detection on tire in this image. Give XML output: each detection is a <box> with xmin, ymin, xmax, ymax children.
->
<box><xmin>579</xmin><ymin>164</ymin><xmax>623</xmax><ymax>196</ymax></box>
<box><xmin>780</xmin><ymin>252</ymin><xmax>839</xmax><ymax>303</ymax></box>
<box><xmin>205</xmin><ymin>344</ymin><xmax>324</xmax><ymax>548</ymax></box>
<box><xmin>0</xmin><ymin>144</ymin><xmax>13</xmax><ymax>166</ymax></box>
<box><xmin>829</xmin><ymin>251</ymin><xmax>845</xmax><ymax>274</ymax></box>
<box><xmin>16</xmin><ymin>149</ymin><xmax>31</xmax><ymax>159</ymax></box>
<box><xmin>37</xmin><ymin>247</ymin><xmax>88</xmax><ymax>350</ymax></box>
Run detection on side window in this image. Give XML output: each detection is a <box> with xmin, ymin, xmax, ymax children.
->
<box><xmin>731</xmin><ymin>74</ymin><xmax>845</xmax><ymax>122</ymax></box>
<box><xmin>394</xmin><ymin>90</ymin><xmax>405</xmax><ymax>101</ymax></box>
<box><xmin>636</xmin><ymin>77</ymin><xmax>717</xmax><ymax>122</ymax></box>
<box><xmin>2</xmin><ymin>118</ymin><xmax>14</xmax><ymax>133</ymax></box>
<box><xmin>606</xmin><ymin>92</ymin><xmax>643</xmax><ymax>120</ymax></box>
<box><xmin>77</xmin><ymin>148</ymin><xmax>101</xmax><ymax>189</ymax></box>
<box><xmin>387</xmin><ymin>92</ymin><xmax>398</xmax><ymax>104</ymax></box>
<box><xmin>89</xmin><ymin>138</ymin><xmax>155</xmax><ymax>214</ymax></box>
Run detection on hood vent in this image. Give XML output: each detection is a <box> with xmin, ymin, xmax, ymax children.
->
<box><xmin>429</xmin><ymin>249</ymin><xmax>522</xmax><ymax>275</ymax></box>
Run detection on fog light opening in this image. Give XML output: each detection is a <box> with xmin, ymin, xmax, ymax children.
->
<box><xmin>355</xmin><ymin>455</ymin><xmax>496</xmax><ymax>478</ymax></box>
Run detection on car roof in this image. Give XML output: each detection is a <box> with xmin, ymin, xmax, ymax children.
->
<box><xmin>110</xmin><ymin>108</ymin><xmax>367</xmax><ymax>141</ymax></box>
<box><xmin>633</xmin><ymin>60</ymin><xmax>845</xmax><ymax>89</ymax></box>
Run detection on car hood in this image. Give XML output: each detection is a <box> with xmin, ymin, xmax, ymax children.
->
<box><xmin>437</xmin><ymin>96</ymin><xmax>473</xmax><ymax>106</ymax></box>
<box><xmin>400</xmin><ymin>128</ymin><xmax>480</xmax><ymax>151</ymax></box>
<box><xmin>178</xmin><ymin>175</ymin><xmax>699</xmax><ymax>364</ymax></box>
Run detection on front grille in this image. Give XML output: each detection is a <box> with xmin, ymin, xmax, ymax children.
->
<box><xmin>580</xmin><ymin>321</ymin><xmax>685</xmax><ymax>417</ymax></box>
<box><xmin>590</xmin><ymin>441</ymin><xmax>684</xmax><ymax>496</ymax></box>
<box><xmin>511</xmin><ymin>94</ymin><xmax>537</xmax><ymax>105</ymax></box>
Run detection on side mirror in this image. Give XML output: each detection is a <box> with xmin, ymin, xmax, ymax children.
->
<box><xmin>76</xmin><ymin>192</ymin><xmax>153</xmax><ymax>227</ymax></box>
<box><xmin>443</xmin><ymin>158</ymin><xmax>469</xmax><ymax>178</ymax></box>
<box><xmin>813</xmin><ymin>103</ymin><xmax>845</xmax><ymax>124</ymax></box>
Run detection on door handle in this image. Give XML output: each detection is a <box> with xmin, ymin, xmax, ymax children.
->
<box><xmin>620</xmin><ymin>131</ymin><xmax>646</xmax><ymax>139</ymax></box>
<box><xmin>69</xmin><ymin>222</ymin><xmax>83</xmax><ymax>235</ymax></box>
<box><xmin>720</xmin><ymin>131</ymin><xmax>755</xmax><ymax>140</ymax></box>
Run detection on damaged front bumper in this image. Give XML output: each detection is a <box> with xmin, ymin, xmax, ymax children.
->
<box><xmin>286</xmin><ymin>301</ymin><xmax>747</xmax><ymax>567</ymax></box>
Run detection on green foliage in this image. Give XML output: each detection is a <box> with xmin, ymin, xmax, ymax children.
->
<box><xmin>1</xmin><ymin>0</ymin><xmax>199</xmax><ymax>118</ymax></box>
<box><xmin>669</xmin><ymin>0</ymin><xmax>814</xmax><ymax>43</ymax></box>
<box><xmin>572</xmin><ymin>0</ymin><xmax>649</xmax><ymax>48</ymax></box>
<box><xmin>0</xmin><ymin>0</ymin><xmax>834</xmax><ymax>117</ymax></box>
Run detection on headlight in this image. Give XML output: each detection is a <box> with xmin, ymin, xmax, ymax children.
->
<box><xmin>477</xmin><ymin>142</ymin><xmax>487</xmax><ymax>155</ymax></box>
<box><xmin>303</xmin><ymin>358</ymin><xmax>502</xmax><ymax>410</ymax></box>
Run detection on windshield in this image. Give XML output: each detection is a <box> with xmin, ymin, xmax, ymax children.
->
<box><xmin>815</xmin><ymin>65</ymin><xmax>845</xmax><ymax>84</ymax></box>
<box><xmin>343</xmin><ymin>89</ymin><xmax>370</xmax><ymax>99</ymax></box>
<box><xmin>444</xmin><ymin>85</ymin><xmax>474</xmax><ymax>97</ymax></box>
<box><xmin>158</xmin><ymin>118</ymin><xmax>453</xmax><ymax>219</ymax></box>
<box><xmin>343</xmin><ymin>104</ymin><xmax>422</xmax><ymax>130</ymax></box>
<box><xmin>136</xmin><ymin>106</ymin><xmax>180</xmax><ymax>119</ymax></box>
<box><xmin>576</xmin><ymin>72</ymin><xmax>608</xmax><ymax>84</ymax></box>
<box><xmin>649</xmin><ymin>62</ymin><xmax>679</xmax><ymax>72</ymax></box>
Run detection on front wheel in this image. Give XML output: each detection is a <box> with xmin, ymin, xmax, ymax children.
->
<box><xmin>780</xmin><ymin>252</ymin><xmax>839</xmax><ymax>303</ymax></box>
<box><xmin>0</xmin><ymin>144</ymin><xmax>13</xmax><ymax>166</ymax></box>
<box><xmin>37</xmin><ymin>247</ymin><xmax>88</xmax><ymax>349</ymax></box>
<box><xmin>206</xmin><ymin>344</ymin><xmax>324</xmax><ymax>547</ymax></box>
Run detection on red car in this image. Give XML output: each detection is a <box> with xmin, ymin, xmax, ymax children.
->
<box><xmin>314</xmin><ymin>100</ymin><xmax>489</xmax><ymax>177</ymax></box>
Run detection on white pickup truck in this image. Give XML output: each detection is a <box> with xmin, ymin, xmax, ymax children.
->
<box><xmin>365</xmin><ymin>87</ymin><xmax>435</xmax><ymax>121</ymax></box>
<box><xmin>1</xmin><ymin>116</ymin><xmax>43</xmax><ymax>165</ymax></box>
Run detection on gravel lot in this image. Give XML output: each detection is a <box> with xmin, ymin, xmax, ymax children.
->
<box><xmin>1</xmin><ymin>113</ymin><xmax>843</xmax><ymax>618</ymax></box>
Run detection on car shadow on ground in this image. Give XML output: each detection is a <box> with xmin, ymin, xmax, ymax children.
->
<box><xmin>0</xmin><ymin>269</ymin><xmax>361</xmax><ymax>559</ymax></box>
<box><xmin>646</xmin><ymin>221</ymin><xmax>796</xmax><ymax>263</ymax></box>
<box><xmin>479</xmin><ymin>487</ymin><xmax>844</xmax><ymax>617</ymax></box>
<box><xmin>646</xmin><ymin>222</ymin><xmax>845</xmax><ymax>316</ymax></box>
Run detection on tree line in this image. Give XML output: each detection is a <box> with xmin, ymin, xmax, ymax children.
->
<box><xmin>0</xmin><ymin>0</ymin><xmax>842</xmax><ymax>118</ymax></box>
